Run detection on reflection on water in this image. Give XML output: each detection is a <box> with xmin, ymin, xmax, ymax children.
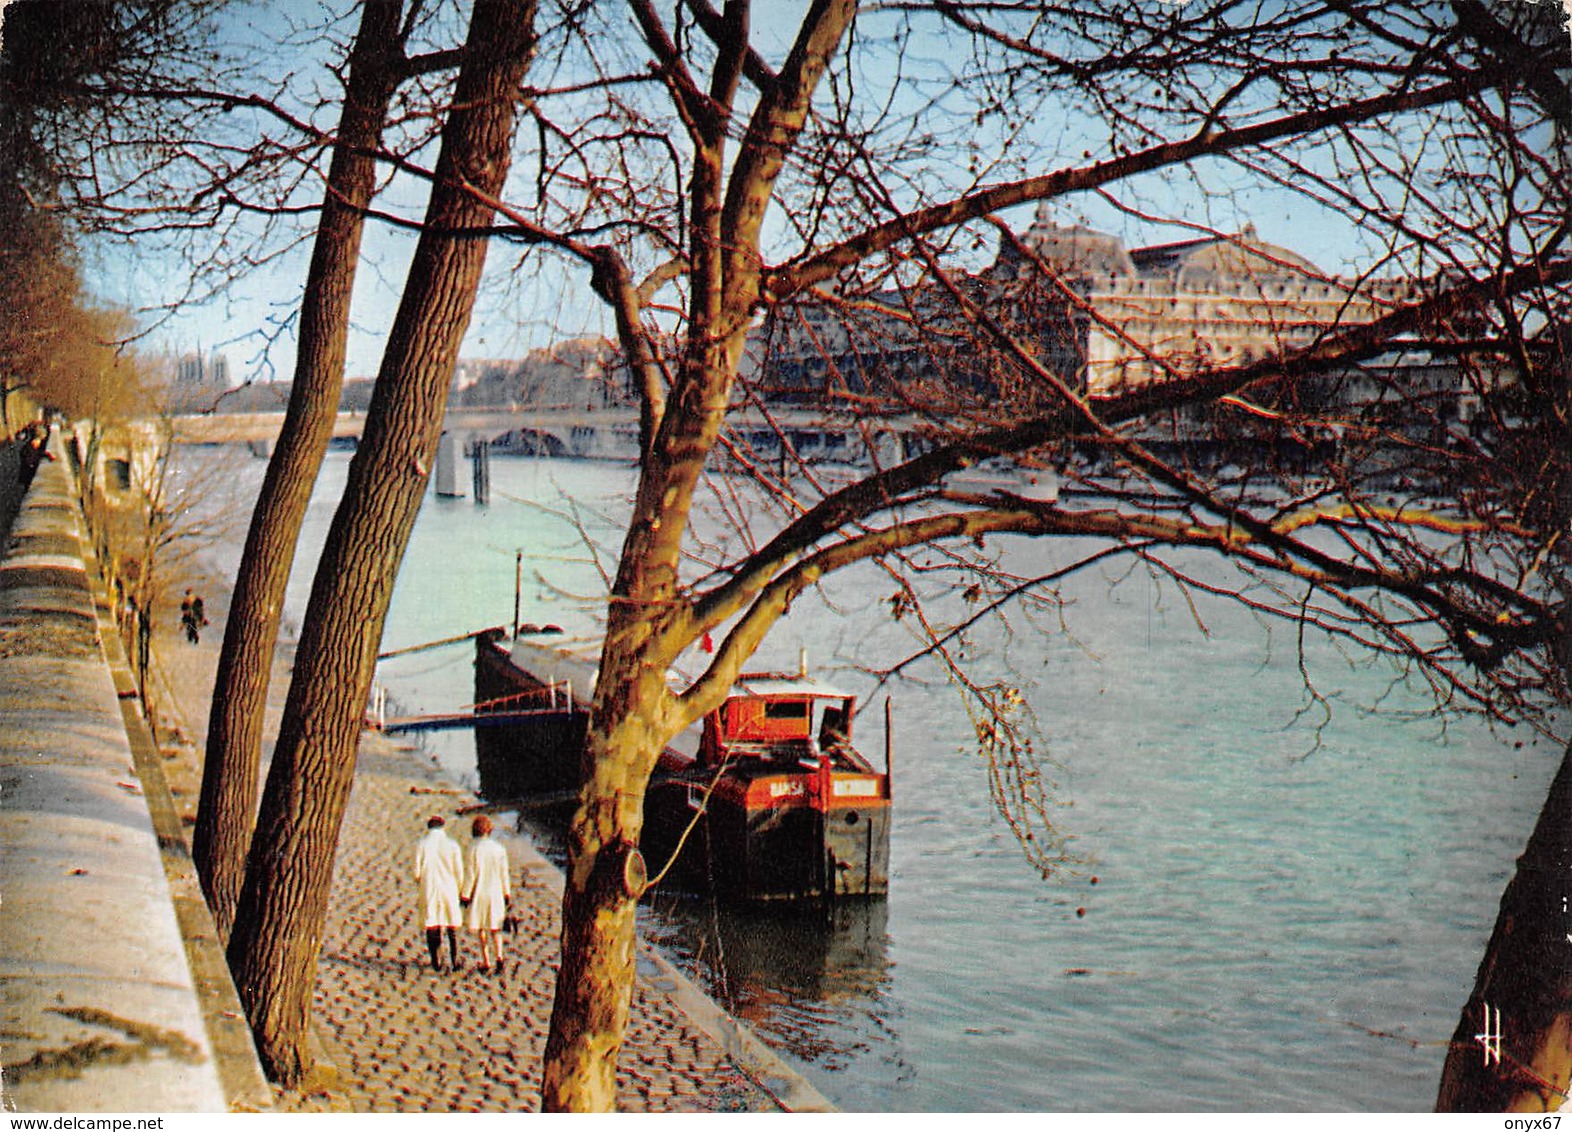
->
<box><xmin>641</xmin><ymin>896</ymin><xmax>892</xmax><ymax>1069</ymax></box>
<box><xmin>504</xmin><ymin>788</ymin><xmax>896</xmax><ymax>1079</ymax></box>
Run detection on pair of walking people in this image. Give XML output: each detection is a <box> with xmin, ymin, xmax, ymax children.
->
<box><xmin>414</xmin><ymin>814</ymin><xmax>511</xmax><ymax>976</ymax></box>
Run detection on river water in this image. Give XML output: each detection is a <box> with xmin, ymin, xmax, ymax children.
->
<box><xmin>192</xmin><ymin>446</ymin><xmax>1561</xmax><ymax>1113</ymax></box>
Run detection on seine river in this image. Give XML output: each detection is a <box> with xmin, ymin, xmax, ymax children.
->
<box><xmin>198</xmin><ymin>446</ymin><xmax>1560</xmax><ymax>1112</ymax></box>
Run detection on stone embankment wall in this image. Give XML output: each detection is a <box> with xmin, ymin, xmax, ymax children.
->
<box><xmin>0</xmin><ymin>437</ymin><xmax>232</xmax><ymax>1112</ymax></box>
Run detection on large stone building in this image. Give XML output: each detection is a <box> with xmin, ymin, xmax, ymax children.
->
<box><xmin>744</xmin><ymin>207</ymin><xmax>1414</xmax><ymax>408</ymax></box>
<box><xmin>452</xmin><ymin>337</ymin><xmax>629</xmax><ymax>410</ymax></box>
<box><xmin>995</xmin><ymin>209</ymin><xmax>1409</xmax><ymax>396</ymax></box>
<box><xmin>166</xmin><ymin>349</ymin><xmax>233</xmax><ymax>412</ymax></box>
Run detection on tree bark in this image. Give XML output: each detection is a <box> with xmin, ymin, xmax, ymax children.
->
<box><xmin>539</xmin><ymin>2</ymin><xmax>857</xmax><ymax>1109</ymax></box>
<box><xmin>192</xmin><ymin>0</ymin><xmax>404</xmax><ymax>944</ymax></box>
<box><xmin>539</xmin><ymin>320</ymin><xmax>752</xmax><ymax>1114</ymax></box>
<box><xmin>541</xmin><ymin>658</ymin><xmax>676</xmax><ymax>1110</ymax></box>
<box><xmin>1436</xmin><ymin>738</ymin><xmax>1572</xmax><ymax>1111</ymax></box>
<box><xmin>225</xmin><ymin>0</ymin><xmax>538</xmax><ymax>1084</ymax></box>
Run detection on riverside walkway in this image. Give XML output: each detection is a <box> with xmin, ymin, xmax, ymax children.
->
<box><xmin>150</xmin><ymin>612</ymin><xmax>825</xmax><ymax>1111</ymax></box>
<box><xmin>1</xmin><ymin>434</ymin><xmax>830</xmax><ymax>1113</ymax></box>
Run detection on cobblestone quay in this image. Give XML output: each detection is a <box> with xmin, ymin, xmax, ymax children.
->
<box><xmin>149</xmin><ymin>543</ymin><xmax>822</xmax><ymax>1113</ymax></box>
<box><xmin>295</xmin><ymin>737</ymin><xmax>779</xmax><ymax>1112</ymax></box>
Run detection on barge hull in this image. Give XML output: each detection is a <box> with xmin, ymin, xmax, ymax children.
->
<box><xmin>475</xmin><ymin>632</ymin><xmax>890</xmax><ymax>902</ymax></box>
<box><xmin>474</xmin><ymin>632</ymin><xmax>588</xmax><ymax>796</ymax></box>
<box><xmin>642</xmin><ymin>786</ymin><xmax>890</xmax><ymax>900</ymax></box>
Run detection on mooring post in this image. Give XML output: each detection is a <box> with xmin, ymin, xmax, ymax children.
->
<box><xmin>513</xmin><ymin>549</ymin><xmax>522</xmax><ymax>636</ymax></box>
<box><xmin>884</xmin><ymin>696</ymin><xmax>893</xmax><ymax>799</ymax></box>
<box><xmin>471</xmin><ymin>435</ymin><xmax>491</xmax><ymax>504</ymax></box>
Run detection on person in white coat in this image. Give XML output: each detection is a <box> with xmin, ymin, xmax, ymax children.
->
<box><xmin>413</xmin><ymin>815</ymin><xmax>464</xmax><ymax>972</ymax></box>
<box><xmin>462</xmin><ymin>813</ymin><xmax>511</xmax><ymax>976</ymax></box>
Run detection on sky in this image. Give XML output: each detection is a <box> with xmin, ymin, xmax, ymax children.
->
<box><xmin>22</xmin><ymin>0</ymin><xmax>1572</xmax><ymax>387</ymax></box>
<box><xmin>130</xmin><ymin>2</ymin><xmax>869</xmax><ymax>382</ymax></box>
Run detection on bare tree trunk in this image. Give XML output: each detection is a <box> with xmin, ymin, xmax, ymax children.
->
<box><xmin>224</xmin><ymin>0</ymin><xmax>538</xmax><ymax>1084</ymax></box>
<box><xmin>540</xmin><ymin>332</ymin><xmax>754</xmax><ymax>1111</ymax></box>
<box><xmin>539</xmin><ymin>4</ymin><xmax>855</xmax><ymax>1107</ymax></box>
<box><xmin>542</xmin><ymin>653</ymin><xmax>676</xmax><ymax>1109</ymax></box>
<box><xmin>1436</xmin><ymin>737</ymin><xmax>1572</xmax><ymax>1111</ymax></box>
<box><xmin>192</xmin><ymin>0</ymin><xmax>405</xmax><ymax>944</ymax></box>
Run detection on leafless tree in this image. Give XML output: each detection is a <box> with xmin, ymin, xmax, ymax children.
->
<box><xmin>193</xmin><ymin>0</ymin><xmax>467</xmax><ymax>945</ymax></box>
<box><xmin>462</xmin><ymin>0</ymin><xmax>1568</xmax><ymax>1109</ymax></box>
<box><xmin>224</xmin><ymin>0</ymin><xmax>540</xmax><ymax>1084</ymax></box>
<box><xmin>9</xmin><ymin>0</ymin><xmax>1568</xmax><ymax>1110</ymax></box>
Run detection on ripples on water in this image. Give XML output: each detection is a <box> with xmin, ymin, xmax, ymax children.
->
<box><xmin>191</xmin><ymin>449</ymin><xmax>1561</xmax><ymax>1112</ymax></box>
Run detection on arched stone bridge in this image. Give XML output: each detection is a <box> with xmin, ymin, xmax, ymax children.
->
<box><xmin>170</xmin><ymin>406</ymin><xmax>922</xmax><ymax>465</ymax></box>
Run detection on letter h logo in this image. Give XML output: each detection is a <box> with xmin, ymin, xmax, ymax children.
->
<box><xmin>1475</xmin><ymin>1001</ymin><xmax>1503</xmax><ymax>1067</ymax></box>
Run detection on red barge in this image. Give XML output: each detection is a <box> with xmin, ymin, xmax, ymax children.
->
<box><xmin>474</xmin><ymin>630</ymin><xmax>891</xmax><ymax>902</ymax></box>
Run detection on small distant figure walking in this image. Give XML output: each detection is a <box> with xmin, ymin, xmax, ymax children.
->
<box><xmin>179</xmin><ymin>589</ymin><xmax>208</xmax><ymax>645</ymax></box>
<box><xmin>413</xmin><ymin>815</ymin><xmax>464</xmax><ymax>973</ymax></box>
<box><xmin>15</xmin><ymin>421</ymin><xmax>48</xmax><ymax>485</ymax></box>
<box><xmin>461</xmin><ymin>814</ymin><xmax>511</xmax><ymax>978</ymax></box>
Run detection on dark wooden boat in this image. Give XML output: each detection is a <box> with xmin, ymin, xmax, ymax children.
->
<box><xmin>474</xmin><ymin>629</ymin><xmax>891</xmax><ymax>902</ymax></box>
